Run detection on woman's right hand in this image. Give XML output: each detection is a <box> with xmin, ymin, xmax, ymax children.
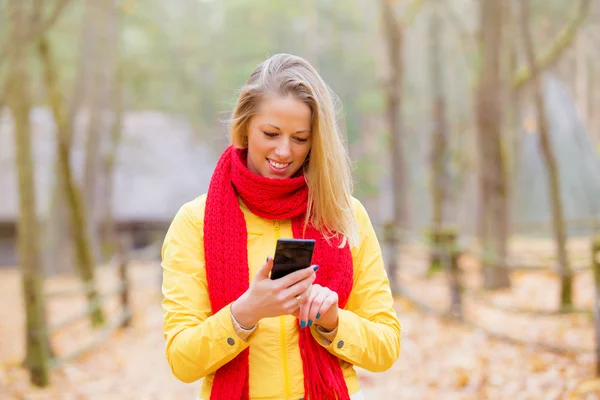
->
<box><xmin>231</xmin><ymin>256</ymin><xmax>317</xmax><ymax>328</ymax></box>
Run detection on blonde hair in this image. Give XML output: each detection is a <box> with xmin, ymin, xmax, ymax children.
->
<box><xmin>230</xmin><ymin>53</ymin><xmax>358</xmax><ymax>247</ymax></box>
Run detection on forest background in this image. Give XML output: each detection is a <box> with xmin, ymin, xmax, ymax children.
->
<box><xmin>1</xmin><ymin>0</ymin><xmax>600</xmax><ymax>399</ymax></box>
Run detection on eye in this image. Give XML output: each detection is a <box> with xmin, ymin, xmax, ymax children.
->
<box><xmin>262</xmin><ymin>131</ymin><xmax>278</xmax><ymax>138</ymax></box>
<box><xmin>294</xmin><ymin>137</ymin><xmax>309</xmax><ymax>143</ymax></box>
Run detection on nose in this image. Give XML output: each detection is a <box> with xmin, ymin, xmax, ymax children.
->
<box><xmin>274</xmin><ymin>138</ymin><xmax>291</xmax><ymax>159</ymax></box>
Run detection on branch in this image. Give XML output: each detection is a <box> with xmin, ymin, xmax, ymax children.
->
<box><xmin>0</xmin><ymin>0</ymin><xmax>71</xmax><ymax>62</ymax></box>
<box><xmin>33</xmin><ymin>0</ymin><xmax>71</xmax><ymax>40</ymax></box>
<box><xmin>37</xmin><ymin>36</ymin><xmax>69</xmax><ymax>140</ymax></box>
<box><xmin>402</xmin><ymin>0</ymin><xmax>427</xmax><ymax>26</ymax></box>
<box><xmin>512</xmin><ymin>0</ymin><xmax>591</xmax><ymax>90</ymax></box>
<box><xmin>439</xmin><ymin>0</ymin><xmax>477</xmax><ymax>75</ymax></box>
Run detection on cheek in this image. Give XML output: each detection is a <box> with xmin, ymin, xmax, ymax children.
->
<box><xmin>300</xmin><ymin>149</ymin><xmax>311</xmax><ymax>163</ymax></box>
<box><xmin>248</xmin><ymin>133</ymin><xmax>267</xmax><ymax>155</ymax></box>
<box><xmin>298</xmin><ymin>143</ymin><xmax>312</xmax><ymax>162</ymax></box>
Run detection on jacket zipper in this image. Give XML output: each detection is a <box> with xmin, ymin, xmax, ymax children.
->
<box><xmin>274</xmin><ymin>220</ymin><xmax>292</xmax><ymax>398</ymax></box>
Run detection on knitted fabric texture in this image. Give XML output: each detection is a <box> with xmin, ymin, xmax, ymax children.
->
<box><xmin>203</xmin><ymin>145</ymin><xmax>353</xmax><ymax>400</ymax></box>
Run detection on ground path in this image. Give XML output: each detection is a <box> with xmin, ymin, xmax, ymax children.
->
<box><xmin>2</xmin><ymin>249</ymin><xmax>600</xmax><ymax>399</ymax></box>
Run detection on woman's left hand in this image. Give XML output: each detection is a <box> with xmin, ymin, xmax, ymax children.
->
<box><xmin>296</xmin><ymin>284</ymin><xmax>339</xmax><ymax>331</ymax></box>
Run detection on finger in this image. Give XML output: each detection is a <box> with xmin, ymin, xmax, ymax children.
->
<box><xmin>256</xmin><ymin>256</ymin><xmax>274</xmax><ymax>280</ymax></box>
<box><xmin>297</xmin><ymin>285</ymin><xmax>314</xmax><ymax>326</ymax></box>
<box><xmin>290</xmin><ymin>307</ymin><xmax>300</xmax><ymax>318</ymax></box>
<box><xmin>308</xmin><ymin>288</ymin><xmax>329</xmax><ymax>323</ymax></box>
<box><xmin>315</xmin><ymin>292</ymin><xmax>338</xmax><ymax>321</ymax></box>
<box><xmin>277</xmin><ymin>264</ymin><xmax>318</xmax><ymax>288</ymax></box>
<box><xmin>278</xmin><ymin>272</ymin><xmax>315</xmax><ymax>304</ymax></box>
<box><xmin>283</xmin><ymin>298</ymin><xmax>300</xmax><ymax>315</ymax></box>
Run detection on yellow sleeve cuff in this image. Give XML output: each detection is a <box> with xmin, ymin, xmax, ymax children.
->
<box><xmin>310</xmin><ymin>324</ymin><xmax>338</xmax><ymax>346</ymax></box>
<box><xmin>230</xmin><ymin>308</ymin><xmax>257</xmax><ymax>342</ymax></box>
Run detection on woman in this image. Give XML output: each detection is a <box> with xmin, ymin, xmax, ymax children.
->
<box><xmin>162</xmin><ymin>53</ymin><xmax>401</xmax><ymax>400</ymax></box>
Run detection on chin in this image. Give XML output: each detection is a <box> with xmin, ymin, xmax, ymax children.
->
<box><xmin>265</xmin><ymin>171</ymin><xmax>290</xmax><ymax>179</ymax></box>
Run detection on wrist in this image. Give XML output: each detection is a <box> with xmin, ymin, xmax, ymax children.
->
<box><xmin>316</xmin><ymin>313</ymin><xmax>339</xmax><ymax>332</ymax></box>
<box><xmin>231</xmin><ymin>295</ymin><xmax>259</xmax><ymax>328</ymax></box>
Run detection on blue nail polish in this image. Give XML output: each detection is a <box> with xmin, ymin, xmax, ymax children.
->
<box><xmin>308</xmin><ymin>320</ymin><xmax>313</xmax><ymax>327</ymax></box>
<box><xmin>313</xmin><ymin>265</ymin><xmax>319</xmax><ymax>271</ymax></box>
<box><xmin>316</xmin><ymin>313</ymin><xmax>321</xmax><ymax>319</ymax></box>
<box><xmin>300</xmin><ymin>320</ymin><xmax>307</xmax><ymax>328</ymax></box>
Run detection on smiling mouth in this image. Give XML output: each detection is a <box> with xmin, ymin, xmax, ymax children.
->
<box><xmin>267</xmin><ymin>159</ymin><xmax>291</xmax><ymax>169</ymax></box>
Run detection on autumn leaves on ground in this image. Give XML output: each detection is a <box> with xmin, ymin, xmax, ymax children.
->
<box><xmin>2</xmin><ymin>238</ymin><xmax>600</xmax><ymax>400</ymax></box>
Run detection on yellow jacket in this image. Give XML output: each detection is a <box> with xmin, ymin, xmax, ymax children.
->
<box><xmin>162</xmin><ymin>194</ymin><xmax>401</xmax><ymax>399</ymax></box>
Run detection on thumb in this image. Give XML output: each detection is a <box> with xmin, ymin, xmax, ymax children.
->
<box><xmin>256</xmin><ymin>256</ymin><xmax>274</xmax><ymax>280</ymax></box>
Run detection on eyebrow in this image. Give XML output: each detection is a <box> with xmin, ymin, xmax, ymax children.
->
<box><xmin>265</xmin><ymin>124</ymin><xmax>311</xmax><ymax>134</ymax></box>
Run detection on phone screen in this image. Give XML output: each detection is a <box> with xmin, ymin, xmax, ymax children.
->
<box><xmin>270</xmin><ymin>239</ymin><xmax>316</xmax><ymax>280</ymax></box>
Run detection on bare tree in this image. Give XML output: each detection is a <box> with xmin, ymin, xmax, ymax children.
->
<box><xmin>44</xmin><ymin>0</ymin><xmax>101</xmax><ymax>276</ymax></box>
<box><xmin>380</xmin><ymin>0</ymin><xmax>409</xmax><ymax>293</ymax></box>
<box><xmin>517</xmin><ymin>0</ymin><xmax>573</xmax><ymax>307</ymax></box>
<box><xmin>428</xmin><ymin>0</ymin><xmax>452</xmax><ymax>272</ymax></box>
<box><xmin>5</xmin><ymin>0</ymin><xmax>51</xmax><ymax>387</ymax></box>
<box><xmin>476</xmin><ymin>0</ymin><xmax>511</xmax><ymax>289</ymax></box>
<box><xmin>102</xmin><ymin>10</ymin><xmax>124</xmax><ymax>256</ymax></box>
<box><xmin>575</xmin><ymin>33</ymin><xmax>589</xmax><ymax>126</ymax></box>
<box><xmin>80</xmin><ymin>0</ymin><xmax>120</xmax><ymax>262</ymax></box>
<box><xmin>38</xmin><ymin>35</ymin><xmax>106</xmax><ymax>327</ymax></box>
<box><xmin>378</xmin><ymin>0</ymin><xmax>426</xmax><ymax>292</ymax></box>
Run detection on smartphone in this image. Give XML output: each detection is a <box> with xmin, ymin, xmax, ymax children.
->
<box><xmin>270</xmin><ymin>238</ymin><xmax>316</xmax><ymax>280</ymax></box>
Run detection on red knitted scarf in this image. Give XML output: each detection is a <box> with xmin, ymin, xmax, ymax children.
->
<box><xmin>203</xmin><ymin>145</ymin><xmax>353</xmax><ymax>400</ymax></box>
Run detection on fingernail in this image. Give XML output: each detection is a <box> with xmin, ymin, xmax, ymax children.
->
<box><xmin>300</xmin><ymin>320</ymin><xmax>307</xmax><ymax>328</ymax></box>
<box><xmin>313</xmin><ymin>265</ymin><xmax>319</xmax><ymax>271</ymax></box>
<box><xmin>316</xmin><ymin>313</ymin><xmax>321</xmax><ymax>319</ymax></box>
<box><xmin>266</xmin><ymin>256</ymin><xmax>271</xmax><ymax>262</ymax></box>
<box><xmin>308</xmin><ymin>320</ymin><xmax>313</xmax><ymax>327</ymax></box>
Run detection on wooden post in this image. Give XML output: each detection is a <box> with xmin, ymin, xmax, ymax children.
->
<box><xmin>117</xmin><ymin>234</ymin><xmax>131</xmax><ymax>328</ymax></box>
<box><xmin>428</xmin><ymin>229</ymin><xmax>443</xmax><ymax>274</ymax></box>
<box><xmin>449</xmin><ymin>239</ymin><xmax>462</xmax><ymax>319</ymax></box>
<box><xmin>592</xmin><ymin>236</ymin><xmax>600</xmax><ymax>375</ymax></box>
<box><xmin>429</xmin><ymin>229</ymin><xmax>455</xmax><ymax>274</ymax></box>
<box><xmin>442</xmin><ymin>231</ymin><xmax>462</xmax><ymax>319</ymax></box>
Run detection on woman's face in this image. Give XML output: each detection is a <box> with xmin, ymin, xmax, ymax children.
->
<box><xmin>246</xmin><ymin>95</ymin><xmax>313</xmax><ymax>179</ymax></box>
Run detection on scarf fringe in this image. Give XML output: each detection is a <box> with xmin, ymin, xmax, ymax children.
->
<box><xmin>299</xmin><ymin>327</ymin><xmax>351</xmax><ymax>400</ymax></box>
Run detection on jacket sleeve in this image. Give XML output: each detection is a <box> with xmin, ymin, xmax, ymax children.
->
<box><xmin>161</xmin><ymin>203</ymin><xmax>255</xmax><ymax>384</ymax></box>
<box><xmin>310</xmin><ymin>200</ymin><xmax>401</xmax><ymax>372</ymax></box>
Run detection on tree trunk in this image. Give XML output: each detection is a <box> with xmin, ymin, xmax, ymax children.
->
<box><xmin>6</xmin><ymin>0</ymin><xmax>51</xmax><ymax>386</ymax></box>
<box><xmin>37</xmin><ymin>36</ymin><xmax>106</xmax><ymax>327</ymax></box>
<box><xmin>102</xmin><ymin>62</ymin><xmax>123</xmax><ymax>256</ymax></box>
<box><xmin>44</xmin><ymin>0</ymin><xmax>101</xmax><ymax>276</ymax></box>
<box><xmin>428</xmin><ymin>0</ymin><xmax>450</xmax><ymax>273</ymax></box>
<box><xmin>82</xmin><ymin>0</ymin><xmax>118</xmax><ymax>263</ymax></box>
<box><xmin>44</xmin><ymin>167</ymin><xmax>73</xmax><ymax>276</ymax></box>
<box><xmin>380</xmin><ymin>0</ymin><xmax>409</xmax><ymax>294</ymax></box>
<box><xmin>358</xmin><ymin>114</ymin><xmax>381</xmax><ymax>221</ymax></box>
<box><xmin>306</xmin><ymin>0</ymin><xmax>321</xmax><ymax>70</ymax></box>
<box><xmin>517</xmin><ymin>0</ymin><xmax>572</xmax><ymax>307</ymax></box>
<box><xmin>504</xmin><ymin>0</ymin><xmax>521</xmax><ymax>234</ymax></box>
<box><xmin>592</xmin><ymin>52</ymin><xmax>600</xmax><ymax>147</ymax></box>
<box><xmin>593</xmin><ymin>20</ymin><xmax>600</xmax><ymax>147</ymax></box>
<box><xmin>575</xmin><ymin>32</ymin><xmax>589</xmax><ymax>127</ymax></box>
<box><xmin>476</xmin><ymin>0</ymin><xmax>511</xmax><ymax>289</ymax></box>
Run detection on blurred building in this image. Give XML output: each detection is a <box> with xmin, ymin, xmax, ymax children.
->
<box><xmin>0</xmin><ymin>108</ymin><xmax>216</xmax><ymax>266</ymax></box>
